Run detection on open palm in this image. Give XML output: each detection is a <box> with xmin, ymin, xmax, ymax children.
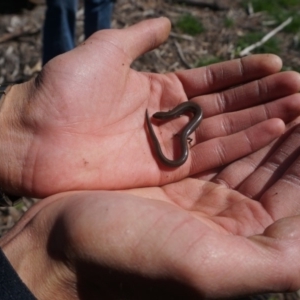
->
<box><xmin>12</xmin><ymin>18</ymin><xmax>300</xmax><ymax>197</ymax></box>
<box><xmin>7</xmin><ymin>178</ymin><xmax>300</xmax><ymax>299</ymax></box>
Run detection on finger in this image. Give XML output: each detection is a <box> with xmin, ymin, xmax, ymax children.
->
<box><xmin>194</xmin><ymin>71</ymin><xmax>300</xmax><ymax>118</ymax></box>
<box><xmin>211</xmin><ymin>141</ymin><xmax>278</xmax><ymax>191</ymax></box>
<box><xmin>250</xmin><ymin>216</ymin><xmax>300</xmax><ymax>291</ymax></box>
<box><xmin>211</xmin><ymin>120</ymin><xmax>300</xmax><ymax>195</ymax></box>
<box><xmin>187</xmin><ymin>217</ymin><xmax>300</xmax><ymax>298</ymax></box>
<box><xmin>56</xmin><ymin>191</ymin><xmax>300</xmax><ymax>298</ymax></box>
<box><xmin>196</xmin><ymin>93</ymin><xmax>300</xmax><ymax>142</ymax></box>
<box><xmin>175</xmin><ymin>54</ymin><xmax>283</xmax><ymax>98</ymax></box>
<box><xmin>190</xmin><ymin>119</ymin><xmax>285</xmax><ymax>175</ymax></box>
<box><xmin>236</xmin><ymin>125</ymin><xmax>300</xmax><ymax>214</ymax></box>
<box><xmin>92</xmin><ymin>17</ymin><xmax>171</xmax><ymax>63</ymax></box>
<box><xmin>259</xmin><ymin>144</ymin><xmax>300</xmax><ymax>219</ymax></box>
<box><xmin>123</xmin><ymin>17</ymin><xmax>171</xmax><ymax>61</ymax></box>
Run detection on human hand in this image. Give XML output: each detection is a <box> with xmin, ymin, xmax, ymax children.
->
<box><xmin>212</xmin><ymin>117</ymin><xmax>300</xmax><ymax>216</ymax></box>
<box><xmin>2</xmin><ymin>179</ymin><xmax>300</xmax><ymax>299</ymax></box>
<box><xmin>2</xmin><ymin>18</ymin><xmax>300</xmax><ymax>197</ymax></box>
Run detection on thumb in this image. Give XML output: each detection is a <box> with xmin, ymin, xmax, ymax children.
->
<box><xmin>121</xmin><ymin>17</ymin><xmax>171</xmax><ymax>61</ymax></box>
<box><xmin>89</xmin><ymin>17</ymin><xmax>171</xmax><ymax>63</ymax></box>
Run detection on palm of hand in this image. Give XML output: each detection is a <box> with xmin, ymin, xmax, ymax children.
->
<box><xmin>39</xmin><ymin>178</ymin><xmax>294</xmax><ymax>299</ymax></box>
<box><xmin>17</xmin><ymin>19</ymin><xmax>299</xmax><ymax>197</ymax></box>
<box><xmin>27</xmin><ymin>33</ymin><xmax>192</xmax><ymax>194</ymax></box>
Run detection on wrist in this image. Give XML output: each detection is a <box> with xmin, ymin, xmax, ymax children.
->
<box><xmin>0</xmin><ymin>215</ymin><xmax>41</xmax><ymax>299</ymax></box>
<box><xmin>0</xmin><ymin>197</ymin><xmax>76</xmax><ymax>299</ymax></box>
<box><xmin>0</xmin><ymin>81</ymin><xmax>35</xmax><ymax>197</ymax></box>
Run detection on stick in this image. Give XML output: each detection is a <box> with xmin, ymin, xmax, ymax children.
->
<box><xmin>174</xmin><ymin>41</ymin><xmax>192</xmax><ymax>69</ymax></box>
<box><xmin>239</xmin><ymin>17</ymin><xmax>293</xmax><ymax>56</ymax></box>
<box><xmin>170</xmin><ymin>0</ymin><xmax>228</xmax><ymax>10</ymax></box>
<box><xmin>0</xmin><ymin>29</ymin><xmax>40</xmax><ymax>44</ymax></box>
<box><xmin>247</xmin><ymin>2</ymin><xmax>254</xmax><ymax>15</ymax></box>
<box><xmin>170</xmin><ymin>31</ymin><xmax>194</xmax><ymax>41</ymax></box>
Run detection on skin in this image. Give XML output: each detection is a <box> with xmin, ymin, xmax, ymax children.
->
<box><xmin>0</xmin><ymin>18</ymin><xmax>300</xmax><ymax>300</ymax></box>
<box><xmin>0</xmin><ymin>18</ymin><xmax>300</xmax><ymax>198</ymax></box>
<box><xmin>146</xmin><ymin>101</ymin><xmax>203</xmax><ymax>167</ymax></box>
<box><xmin>2</xmin><ymin>177</ymin><xmax>300</xmax><ymax>299</ymax></box>
<box><xmin>4</xmin><ymin>119</ymin><xmax>300</xmax><ymax>300</ymax></box>
<box><xmin>211</xmin><ymin>119</ymin><xmax>300</xmax><ymax>216</ymax></box>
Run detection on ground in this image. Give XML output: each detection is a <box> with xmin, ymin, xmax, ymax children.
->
<box><xmin>0</xmin><ymin>0</ymin><xmax>299</xmax><ymax>84</ymax></box>
<box><xmin>0</xmin><ymin>0</ymin><xmax>300</xmax><ymax>299</ymax></box>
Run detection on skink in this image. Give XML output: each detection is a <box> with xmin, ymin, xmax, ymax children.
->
<box><xmin>146</xmin><ymin>101</ymin><xmax>203</xmax><ymax>167</ymax></box>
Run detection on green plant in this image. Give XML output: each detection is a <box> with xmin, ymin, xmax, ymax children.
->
<box><xmin>176</xmin><ymin>13</ymin><xmax>204</xmax><ymax>36</ymax></box>
<box><xmin>195</xmin><ymin>56</ymin><xmax>222</xmax><ymax>68</ymax></box>
<box><xmin>288</xmin><ymin>65</ymin><xmax>300</xmax><ymax>72</ymax></box>
<box><xmin>272</xmin><ymin>10</ymin><xmax>300</xmax><ymax>33</ymax></box>
<box><xmin>13</xmin><ymin>201</ymin><xmax>25</xmax><ymax>210</ymax></box>
<box><xmin>246</xmin><ymin>0</ymin><xmax>300</xmax><ymax>33</ymax></box>
<box><xmin>224</xmin><ymin>17</ymin><xmax>234</xmax><ymax>28</ymax></box>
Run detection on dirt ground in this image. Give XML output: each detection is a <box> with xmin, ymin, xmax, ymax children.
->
<box><xmin>0</xmin><ymin>0</ymin><xmax>299</xmax><ymax>83</ymax></box>
<box><xmin>0</xmin><ymin>1</ymin><xmax>300</xmax><ymax>299</ymax></box>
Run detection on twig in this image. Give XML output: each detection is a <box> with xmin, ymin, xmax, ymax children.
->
<box><xmin>174</xmin><ymin>41</ymin><xmax>192</xmax><ymax>69</ymax></box>
<box><xmin>169</xmin><ymin>31</ymin><xmax>195</xmax><ymax>41</ymax></box>
<box><xmin>170</xmin><ymin>0</ymin><xmax>228</xmax><ymax>11</ymax></box>
<box><xmin>247</xmin><ymin>2</ymin><xmax>254</xmax><ymax>15</ymax></box>
<box><xmin>0</xmin><ymin>29</ymin><xmax>40</xmax><ymax>43</ymax></box>
<box><xmin>153</xmin><ymin>49</ymin><xmax>169</xmax><ymax>67</ymax></box>
<box><xmin>240</xmin><ymin>17</ymin><xmax>293</xmax><ymax>56</ymax></box>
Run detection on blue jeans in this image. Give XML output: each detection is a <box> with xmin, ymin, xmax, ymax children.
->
<box><xmin>43</xmin><ymin>0</ymin><xmax>114</xmax><ymax>64</ymax></box>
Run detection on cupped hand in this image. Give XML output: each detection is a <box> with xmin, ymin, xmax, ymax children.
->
<box><xmin>212</xmin><ymin>116</ymin><xmax>300</xmax><ymax>216</ymax></box>
<box><xmin>5</xmin><ymin>18</ymin><xmax>300</xmax><ymax>197</ymax></box>
<box><xmin>2</xmin><ymin>178</ymin><xmax>300</xmax><ymax>299</ymax></box>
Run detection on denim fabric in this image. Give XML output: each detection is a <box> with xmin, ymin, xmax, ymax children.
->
<box><xmin>84</xmin><ymin>0</ymin><xmax>113</xmax><ymax>38</ymax></box>
<box><xmin>43</xmin><ymin>0</ymin><xmax>113</xmax><ymax>64</ymax></box>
